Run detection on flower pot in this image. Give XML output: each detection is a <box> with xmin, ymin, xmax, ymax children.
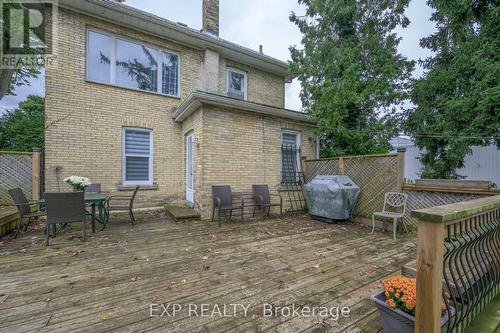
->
<box><xmin>371</xmin><ymin>290</ymin><xmax>452</xmax><ymax>333</ymax></box>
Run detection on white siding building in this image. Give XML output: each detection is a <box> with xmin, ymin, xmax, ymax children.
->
<box><xmin>390</xmin><ymin>137</ymin><xmax>500</xmax><ymax>187</ymax></box>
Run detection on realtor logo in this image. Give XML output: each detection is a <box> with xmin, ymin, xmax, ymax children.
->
<box><xmin>1</xmin><ymin>0</ymin><xmax>57</xmax><ymax>68</ymax></box>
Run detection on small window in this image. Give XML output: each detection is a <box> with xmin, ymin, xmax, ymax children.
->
<box><xmin>162</xmin><ymin>51</ymin><xmax>179</xmax><ymax>96</ymax></box>
<box><xmin>123</xmin><ymin>128</ymin><xmax>153</xmax><ymax>185</ymax></box>
<box><xmin>281</xmin><ymin>131</ymin><xmax>301</xmax><ymax>185</ymax></box>
<box><xmin>227</xmin><ymin>67</ymin><xmax>247</xmax><ymax>100</ymax></box>
<box><xmin>87</xmin><ymin>30</ymin><xmax>112</xmax><ymax>83</ymax></box>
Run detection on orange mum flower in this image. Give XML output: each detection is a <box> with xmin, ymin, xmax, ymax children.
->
<box><xmin>382</xmin><ymin>275</ymin><xmax>448</xmax><ymax>317</ymax></box>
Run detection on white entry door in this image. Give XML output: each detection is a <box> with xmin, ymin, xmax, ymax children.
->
<box><xmin>185</xmin><ymin>132</ymin><xmax>195</xmax><ymax>204</ymax></box>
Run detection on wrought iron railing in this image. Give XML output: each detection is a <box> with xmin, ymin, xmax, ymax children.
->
<box><xmin>412</xmin><ymin>196</ymin><xmax>500</xmax><ymax>333</ymax></box>
<box><xmin>280</xmin><ymin>144</ymin><xmax>306</xmax><ymax>212</ymax></box>
<box><xmin>442</xmin><ymin>205</ymin><xmax>500</xmax><ymax>332</ymax></box>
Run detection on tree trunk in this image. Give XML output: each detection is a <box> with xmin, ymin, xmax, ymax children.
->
<box><xmin>0</xmin><ymin>69</ymin><xmax>15</xmax><ymax>101</ymax></box>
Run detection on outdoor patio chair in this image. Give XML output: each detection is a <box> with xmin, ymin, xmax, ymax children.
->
<box><xmin>8</xmin><ymin>188</ymin><xmax>46</xmax><ymax>238</ymax></box>
<box><xmin>211</xmin><ymin>185</ymin><xmax>245</xmax><ymax>227</ymax></box>
<box><xmin>84</xmin><ymin>183</ymin><xmax>101</xmax><ymax>193</ymax></box>
<box><xmin>105</xmin><ymin>186</ymin><xmax>139</xmax><ymax>224</ymax></box>
<box><xmin>371</xmin><ymin>192</ymin><xmax>409</xmax><ymax>240</ymax></box>
<box><xmin>44</xmin><ymin>192</ymin><xmax>90</xmax><ymax>246</ymax></box>
<box><xmin>252</xmin><ymin>185</ymin><xmax>283</xmax><ymax>218</ymax></box>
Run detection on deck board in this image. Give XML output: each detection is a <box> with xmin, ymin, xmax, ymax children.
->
<box><xmin>0</xmin><ymin>212</ymin><xmax>416</xmax><ymax>332</ymax></box>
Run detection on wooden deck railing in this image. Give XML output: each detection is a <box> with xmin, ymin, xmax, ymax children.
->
<box><xmin>412</xmin><ymin>196</ymin><xmax>500</xmax><ymax>333</ymax></box>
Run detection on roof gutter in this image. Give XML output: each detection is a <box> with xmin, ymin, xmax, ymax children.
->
<box><xmin>58</xmin><ymin>0</ymin><xmax>292</xmax><ymax>79</ymax></box>
<box><xmin>172</xmin><ymin>91</ymin><xmax>315</xmax><ymax>124</ymax></box>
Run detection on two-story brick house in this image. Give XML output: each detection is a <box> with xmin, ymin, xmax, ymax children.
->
<box><xmin>45</xmin><ymin>0</ymin><xmax>317</xmax><ymax>218</ymax></box>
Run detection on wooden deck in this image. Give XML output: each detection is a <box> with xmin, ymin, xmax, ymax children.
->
<box><xmin>0</xmin><ymin>211</ymin><xmax>416</xmax><ymax>332</ymax></box>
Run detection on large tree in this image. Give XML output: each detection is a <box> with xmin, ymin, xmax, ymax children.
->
<box><xmin>289</xmin><ymin>0</ymin><xmax>414</xmax><ymax>157</ymax></box>
<box><xmin>405</xmin><ymin>1</ymin><xmax>500</xmax><ymax>179</ymax></box>
<box><xmin>0</xmin><ymin>1</ymin><xmax>40</xmax><ymax>100</ymax></box>
<box><xmin>0</xmin><ymin>95</ymin><xmax>44</xmax><ymax>151</ymax></box>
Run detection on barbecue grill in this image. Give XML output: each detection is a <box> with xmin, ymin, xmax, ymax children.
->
<box><xmin>304</xmin><ymin>175</ymin><xmax>360</xmax><ymax>221</ymax></box>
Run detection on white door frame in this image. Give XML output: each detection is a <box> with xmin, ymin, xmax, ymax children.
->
<box><xmin>185</xmin><ymin>132</ymin><xmax>195</xmax><ymax>204</ymax></box>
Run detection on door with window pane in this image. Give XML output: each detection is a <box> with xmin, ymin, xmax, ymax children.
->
<box><xmin>185</xmin><ymin>132</ymin><xmax>195</xmax><ymax>204</ymax></box>
<box><xmin>281</xmin><ymin>132</ymin><xmax>300</xmax><ymax>185</ymax></box>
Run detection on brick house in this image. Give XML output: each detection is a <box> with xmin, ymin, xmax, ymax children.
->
<box><xmin>45</xmin><ymin>0</ymin><xmax>317</xmax><ymax>218</ymax></box>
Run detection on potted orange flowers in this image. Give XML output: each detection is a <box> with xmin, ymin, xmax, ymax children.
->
<box><xmin>371</xmin><ymin>276</ymin><xmax>452</xmax><ymax>333</ymax></box>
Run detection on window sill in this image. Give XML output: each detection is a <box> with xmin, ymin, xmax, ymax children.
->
<box><xmin>85</xmin><ymin>80</ymin><xmax>181</xmax><ymax>100</ymax></box>
<box><xmin>116</xmin><ymin>183</ymin><xmax>159</xmax><ymax>191</ymax></box>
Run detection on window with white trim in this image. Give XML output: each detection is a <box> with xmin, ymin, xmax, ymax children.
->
<box><xmin>227</xmin><ymin>67</ymin><xmax>247</xmax><ymax>100</ymax></box>
<box><xmin>123</xmin><ymin>128</ymin><xmax>153</xmax><ymax>185</ymax></box>
<box><xmin>281</xmin><ymin>130</ymin><xmax>301</xmax><ymax>185</ymax></box>
<box><xmin>86</xmin><ymin>29</ymin><xmax>180</xmax><ymax>97</ymax></box>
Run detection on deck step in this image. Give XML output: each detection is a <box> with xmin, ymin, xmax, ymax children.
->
<box><xmin>164</xmin><ymin>204</ymin><xmax>201</xmax><ymax>221</ymax></box>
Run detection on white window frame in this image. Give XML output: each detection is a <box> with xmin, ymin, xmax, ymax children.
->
<box><xmin>86</xmin><ymin>27</ymin><xmax>181</xmax><ymax>98</ymax></box>
<box><xmin>122</xmin><ymin>127</ymin><xmax>153</xmax><ymax>186</ymax></box>
<box><xmin>226</xmin><ymin>67</ymin><xmax>248</xmax><ymax>100</ymax></box>
<box><xmin>281</xmin><ymin>130</ymin><xmax>301</xmax><ymax>183</ymax></box>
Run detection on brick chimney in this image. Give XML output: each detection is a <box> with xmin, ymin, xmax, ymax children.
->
<box><xmin>202</xmin><ymin>0</ymin><xmax>219</xmax><ymax>36</ymax></box>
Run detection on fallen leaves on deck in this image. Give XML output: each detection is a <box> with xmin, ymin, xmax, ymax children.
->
<box><xmin>0</xmin><ymin>294</ymin><xmax>9</xmax><ymax>303</ymax></box>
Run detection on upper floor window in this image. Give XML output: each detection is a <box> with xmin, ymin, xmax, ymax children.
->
<box><xmin>86</xmin><ymin>29</ymin><xmax>180</xmax><ymax>97</ymax></box>
<box><xmin>227</xmin><ymin>67</ymin><xmax>247</xmax><ymax>100</ymax></box>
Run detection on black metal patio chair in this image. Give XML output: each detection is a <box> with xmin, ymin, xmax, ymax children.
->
<box><xmin>8</xmin><ymin>188</ymin><xmax>46</xmax><ymax>238</ymax></box>
<box><xmin>105</xmin><ymin>186</ymin><xmax>139</xmax><ymax>224</ymax></box>
<box><xmin>44</xmin><ymin>192</ymin><xmax>91</xmax><ymax>246</ymax></box>
<box><xmin>211</xmin><ymin>185</ymin><xmax>245</xmax><ymax>227</ymax></box>
<box><xmin>252</xmin><ymin>185</ymin><xmax>283</xmax><ymax>218</ymax></box>
<box><xmin>84</xmin><ymin>183</ymin><xmax>102</xmax><ymax>193</ymax></box>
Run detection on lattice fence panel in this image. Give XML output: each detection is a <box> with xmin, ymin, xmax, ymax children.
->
<box><xmin>304</xmin><ymin>159</ymin><xmax>340</xmax><ymax>183</ymax></box>
<box><xmin>303</xmin><ymin>155</ymin><xmax>399</xmax><ymax>218</ymax></box>
<box><xmin>0</xmin><ymin>153</ymin><xmax>32</xmax><ymax>205</ymax></box>
<box><xmin>344</xmin><ymin>156</ymin><xmax>399</xmax><ymax>217</ymax></box>
<box><xmin>403</xmin><ymin>190</ymin><xmax>487</xmax><ymax>226</ymax></box>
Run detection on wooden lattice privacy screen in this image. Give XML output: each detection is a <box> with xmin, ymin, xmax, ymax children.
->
<box><xmin>304</xmin><ymin>153</ymin><xmax>401</xmax><ymax>218</ymax></box>
<box><xmin>403</xmin><ymin>188</ymin><xmax>490</xmax><ymax>226</ymax></box>
<box><xmin>0</xmin><ymin>152</ymin><xmax>33</xmax><ymax>205</ymax></box>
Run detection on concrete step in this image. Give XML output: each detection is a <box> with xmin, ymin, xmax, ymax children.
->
<box><xmin>164</xmin><ymin>204</ymin><xmax>201</xmax><ymax>221</ymax></box>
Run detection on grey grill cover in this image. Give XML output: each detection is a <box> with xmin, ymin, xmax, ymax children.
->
<box><xmin>304</xmin><ymin>175</ymin><xmax>360</xmax><ymax>220</ymax></box>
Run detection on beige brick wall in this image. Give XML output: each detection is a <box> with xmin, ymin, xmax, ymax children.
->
<box><xmin>45</xmin><ymin>9</ymin><xmax>311</xmax><ymax>214</ymax></box>
<box><xmin>196</xmin><ymin>105</ymin><xmax>316</xmax><ymax>219</ymax></box>
<box><xmin>218</xmin><ymin>59</ymin><xmax>285</xmax><ymax>108</ymax></box>
<box><xmin>45</xmin><ymin>9</ymin><xmax>203</xmax><ymax>206</ymax></box>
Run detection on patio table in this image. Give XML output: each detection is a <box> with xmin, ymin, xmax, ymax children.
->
<box><xmin>39</xmin><ymin>193</ymin><xmax>109</xmax><ymax>234</ymax></box>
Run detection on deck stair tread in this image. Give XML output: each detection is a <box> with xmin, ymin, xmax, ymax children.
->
<box><xmin>164</xmin><ymin>204</ymin><xmax>201</xmax><ymax>220</ymax></box>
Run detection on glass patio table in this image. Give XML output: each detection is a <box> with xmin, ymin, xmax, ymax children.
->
<box><xmin>38</xmin><ymin>193</ymin><xmax>109</xmax><ymax>234</ymax></box>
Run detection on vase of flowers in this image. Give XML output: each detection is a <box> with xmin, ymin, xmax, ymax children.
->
<box><xmin>64</xmin><ymin>176</ymin><xmax>91</xmax><ymax>191</ymax></box>
<box><xmin>371</xmin><ymin>276</ymin><xmax>452</xmax><ymax>333</ymax></box>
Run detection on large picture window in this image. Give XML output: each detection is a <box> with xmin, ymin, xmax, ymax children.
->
<box><xmin>123</xmin><ymin>128</ymin><xmax>153</xmax><ymax>185</ymax></box>
<box><xmin>86</xmin><ymin>29</ymin><xmax>180</xmax><ymax>97</ymax></box>
<box><xmin>116</xmin><ymin>39</ymin><xmax>158</xmax><ymax>93</ymax></box>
